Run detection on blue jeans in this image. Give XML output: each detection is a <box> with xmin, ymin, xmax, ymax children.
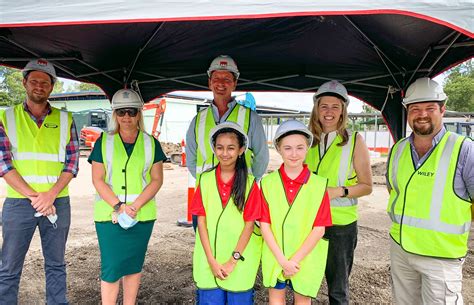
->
<box><xmin>0</xmin><ymin>197</ymin><xmax>71</xmax><ymax>305</ymax></box>
<box><xmin>324</xmin><ymin>221</ymin><xmax>358</xmax><ymax>305</ymax></box>
<box><xmin>196</xmin><ymin>288</ymin><xmax>254</xmax><ymax>305</ymax></box>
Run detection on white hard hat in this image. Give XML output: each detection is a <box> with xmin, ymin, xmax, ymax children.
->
<box><xmin>111</xmin><ymin>89</ymin><xmax>144</xmax><ymax>110</ymax></box>
<box><xmin>314</xmin><ymin>80</ymin><xmax>349</xmax><ymax>104</ymax></box>
<box><xmin>273</xmin><ymin>120</ymin><xmax>313</xmax><ymax>147</ymax></box>
<box><xmin>207</xmin><ymin>55</ymin><xmax>240</xmax><ymax>79</ymax></box>
<box><xmin>403</xmin><ymin>77</ymin><xmax>447</xmax><ymax>107</ymax></box>
<box><xmin>22</xmin><ymin>59</ymin><xmax>57</xmax><ymax>83</ymax></box>
<box><xmin>209</xmin><ymin>121</ymin><xmax>248</xmax><ymax>154</ymax></box>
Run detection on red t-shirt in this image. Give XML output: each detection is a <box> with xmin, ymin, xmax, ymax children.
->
<box><xmin>190</xmin><ymin>165</ymin><xmax>261</xmax><ymax>222</ymax></box>
<box><xmin>260</xmin><ymin>164</ymin><xmax>332</xmax><ymax>227</ymax></box>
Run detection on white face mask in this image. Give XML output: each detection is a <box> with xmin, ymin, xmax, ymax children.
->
<box><xmin>34</xmin><ymin>212</ymin><xmax>58</xmax><ymax>228</ymax></box>
<box><xmin>117</xmin><ymin>212</ymin><xmax>138</xmax><ymax>230</ymax></box>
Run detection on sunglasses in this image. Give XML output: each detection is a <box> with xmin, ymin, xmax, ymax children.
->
<box><xmin>116</xmin><ymin>108</ymin><xmax>139</xmax><ymax>117</ymax></box>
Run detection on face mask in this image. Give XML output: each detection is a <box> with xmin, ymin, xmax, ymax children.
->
<box><xmin>118</xmin><ymin>212</ymin><xmax>138</xmax><ymax>230</ymax></box>
<box><xmin>34</xmin><ymin>212</ymin><xmax>58</xmax><ymax>229</ymax></box>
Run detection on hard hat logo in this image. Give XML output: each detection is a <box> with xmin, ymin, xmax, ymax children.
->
<box><xmin>328</xmin><ymin>81</ymin><xmax>339</xmax><ymax>90</ymax></box>
<box><xmin>122</xmin><ymin>91</ymin><xmax>130</xmax><ymax>99</ymax></box>
<box><xmin>37</xmin><ymin>59</ymin><xmax>48</xmax><ymax>66</ymax></box>
<box><xmin>219</xmin><ymin>61</ymin><xmax>228</xmax><ymax>67</ymax></box>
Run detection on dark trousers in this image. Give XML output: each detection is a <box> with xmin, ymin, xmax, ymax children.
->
<box><xmin>324</xmin><ymin>221</ymin><xmax>358</xmax><ymax>305</ymax></box>
<box><xmin>192</xmin><ymin>214</ymin><xmax>198</xmax><ymax>232</ymax></box>
<box><xmin>0</xmin><ymin>197</ymin><xmax>71</xmax><ymax>305</ymax></box>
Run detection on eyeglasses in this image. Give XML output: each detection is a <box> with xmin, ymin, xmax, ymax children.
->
<box><xmin>116</xmin><ymin>108</ymin><xmax>139</xmax><ymax>117</ymax></box>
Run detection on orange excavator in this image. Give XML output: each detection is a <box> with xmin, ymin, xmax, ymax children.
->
<box><xmin>80</xmin><ymin>98</ymin><xmax>167</xmax><ymax>149</ymax></box>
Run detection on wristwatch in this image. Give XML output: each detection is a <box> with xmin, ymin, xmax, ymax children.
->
<box><xmin>341</xmin><ymin>186</ymin><xmax>349</xmax><ymax>198</ymax></box>
<box><xmin>232</xmin><ymin>251</ymin><xmax>245</xmax><ymax>262</ymax></box>
<box><xmin>113</xmin><ymin>201</ymin><xmax>125</xmax><ymax>212</ymax></box>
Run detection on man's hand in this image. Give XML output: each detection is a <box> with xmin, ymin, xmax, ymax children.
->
<box><xmin>30</xmin><ymin>190</ymin><xmax>57</xmax><ymax>214</ymax></box>
<box><xmin>42</xmin><ymin>205</ymin><xmax>57</xmax><ymax>217</ymax></box>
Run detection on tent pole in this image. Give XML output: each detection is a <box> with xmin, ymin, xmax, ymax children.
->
<box><xmin>136</xmin><ymin>70</ymin><xmax>209</xmax><ymax>89</ymax></box>
<box><xmin>428</xmin><ymin>32</ymin><xmax>461</xmax><ymax>73</ymax></box>
<box><xmin>343</xmin><ymin>16</ymin><xmax>405</xmax><ymax>75</ymax></box>
<box><xmin>125</xmin><ymin>23</ymin><xmax>165</xmax><ymax>85</ymax></box>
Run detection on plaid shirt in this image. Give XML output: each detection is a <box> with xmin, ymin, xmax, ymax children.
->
<box><xmin>0</xmin><ymin>102</ymin><xmax>79</xmax><ymax>177</ymax></box>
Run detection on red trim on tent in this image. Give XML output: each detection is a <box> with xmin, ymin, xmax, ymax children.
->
<box><xmin>1</xmin><ymin>9</ymin><xmax>472</xmax><ymax>37</ymax></box>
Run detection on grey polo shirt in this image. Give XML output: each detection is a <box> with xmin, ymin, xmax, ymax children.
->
<box><xmin>186</xmin><ymin>99</ymin><xmax>269</xmax><ymax>180</ymax></box>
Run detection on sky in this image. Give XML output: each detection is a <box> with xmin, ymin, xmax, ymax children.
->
<box><xmin>61</xmin><ymin>74</ymin><xmax>446</xmax><ymax>114</ymax></box>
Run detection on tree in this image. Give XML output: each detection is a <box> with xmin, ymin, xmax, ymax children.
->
<box><xmin>66</xmin><ymin>82</ymin><xmax>102</xmax><ymax>92</ymax></box>
<box><xmin>0</xmin><ymin>66</ymin><xmax>64</xmax><ymax>105</ymax></box>
<box><xmin>443</xmin><ymin>60</ymin><xmax>474</xmax><ymax>112</ymax></box>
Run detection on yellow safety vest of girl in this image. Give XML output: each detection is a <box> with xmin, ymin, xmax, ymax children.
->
<box><xmin>94</xmin><ymin>131</ymin><xmax>156</xmax><ymax>222</ymax></box>
<box><xmin>193</xmin><ymin>169</ymin><xmax>263</xmax><ymax>292</ymax></box>
<box><xmin>260</xmin><ymin>170</ymin><xmax>329</xmax><ymax>298</ymax></box>
<box><xmin>194</xmin><ymin>104</ymin><xmax>252</xmax><ymax>181</ymax></box>
<box><xmin>306</xmin><ymin>132</ymin><xmax>358</xmax><ymax>225</ymax></box>
<box><xmin>387</xmin><ymin>132</ymin><xmax>471</xmax><ymax>258</ymax></box>
<box><xmin>1</xmin><ymin>104</ymin><xmax>72</xmax><ymax>198</ymax></box>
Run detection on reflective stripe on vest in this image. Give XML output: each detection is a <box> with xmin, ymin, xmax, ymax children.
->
<box><xmin>387</xmin><ymin>132</ymin><xmax>471</xmax><ymax>258</ymax></box>
<box><xmin>193</xmin><ymin>170</ymin><xmax>262</xmax><ymax>291</ymax></box>
<box><xmin>195</xmin><ymin>104</ymin><xmax>251</xmax><ymax>177</ymax></box>
<box><xmin>260</xmin><ymin>171</ymin><xmax>329</xmax><ymax>298</ymax></box>
<box><xmin>3</xmin><ymin>105</ymin><xmax>71</xmax><ymax>198</ymax></box>
<box><xmin>306</xmin><ymin>132</ymin><xmax>357</xmax><ymax>225</ymax></box>
<box><xmin>94</xmin><ymin>131</ymin><xmax>156</xmax><ymax>222</ymax></box>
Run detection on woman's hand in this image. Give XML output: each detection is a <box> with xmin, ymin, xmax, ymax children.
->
<box><xmin>124</xmin><ymin>205</ymin><xmax>137</xmax><ymax>218</ymax></box>
<box><xmin>281</xmin><ymin>259</ymin><xmax>300</xmax><ymax>278</ymax></box>
<box><xmin>327</xmin><ymin>186</ymin><xmax>343</xmax><ymax>199</ymax></box>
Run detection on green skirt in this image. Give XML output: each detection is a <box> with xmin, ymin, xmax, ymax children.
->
<box><xmin>95</xmin><ymin>221</ymin><xmax>155</xmax><ymax>282</ymax></box>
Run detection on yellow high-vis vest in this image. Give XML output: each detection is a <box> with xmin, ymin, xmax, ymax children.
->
<box><xmin>194</xmin><ymin>104</ymin><xmax>252</xmax><ymax>183</ymax></box>
<box><xmin>387</xmin><ymin>132</ymin><xmax>471</xmax><ymax>258</ymax></box>
<box><xmin>1</xmin><ymin>104</ymin><xmax>72</xmax><ymax>198</ymax></box>
<box><xmin>306</xmin><ymin>132</ymin><xmax>358</xmax><ymax>225</ymax></box>
<box><xmin>260</xmin><ymin>170</ymin><xmax>329</xmax><ymax>298</ymax></box>
<box><xmin>94</xmin><ymin>131</ymin><xmax>156</xmax><ymax>222</ymax></box>
<box><xmin>193</xmin><ymin>169</ymin><xmax>262</xmax><ymax>291</ymax></box>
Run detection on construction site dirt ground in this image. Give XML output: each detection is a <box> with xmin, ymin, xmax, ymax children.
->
<box><xmin>0</xmin><ymin>148</ymin><xmax>473</xmax><ymax>304</ymax></box>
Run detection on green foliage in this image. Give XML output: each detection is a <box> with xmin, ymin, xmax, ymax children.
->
<box><xmin>362</xmin><ymin>104</ymin><xmax>376</xmax><ymax>113</ymax></box>
<box><xmin>444</xmin><ymin>60</ymin><xmax>474</xmax><ymax>112</ymax></box>
<box><xmin>0</xmin><ymin>91</ymin><xmax>10</xmax><ymax>106</ymax></box>
<box><xmin>67</xmin><ymin>82</ymin><xmax>102</xmax><ymax>92</ymax></box>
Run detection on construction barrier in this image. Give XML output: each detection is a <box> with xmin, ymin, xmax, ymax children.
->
<box><xmin>180</xmin><ymin>138</ymin><xmax>186</xmax><ymax>167</ymax></box>
<box><xmin>177</xmin><ymin>139</ymin><xmax>193</xmax><ymax>227</ymax></box>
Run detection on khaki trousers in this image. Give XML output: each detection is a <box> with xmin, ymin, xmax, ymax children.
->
<box><xmin>390</xmin><ymin>239</ymin><xmax>464</xmax><ymax>305</ymax></box>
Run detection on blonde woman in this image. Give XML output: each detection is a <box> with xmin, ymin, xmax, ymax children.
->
<box><xmin>89</xmin><ymin>89</ymin><xmax>165</xmax><ymax>305</ymax></box>
<box><xmin>306</xmin><ymin>80</ymin><xmax>372</xmax><ymax>305</ymax></box>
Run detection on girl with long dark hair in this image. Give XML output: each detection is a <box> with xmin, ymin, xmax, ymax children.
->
<box><xmin>191</xmin><ymin>121</ymin><xmax>262</xmax><ymax>305</ymax></box>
